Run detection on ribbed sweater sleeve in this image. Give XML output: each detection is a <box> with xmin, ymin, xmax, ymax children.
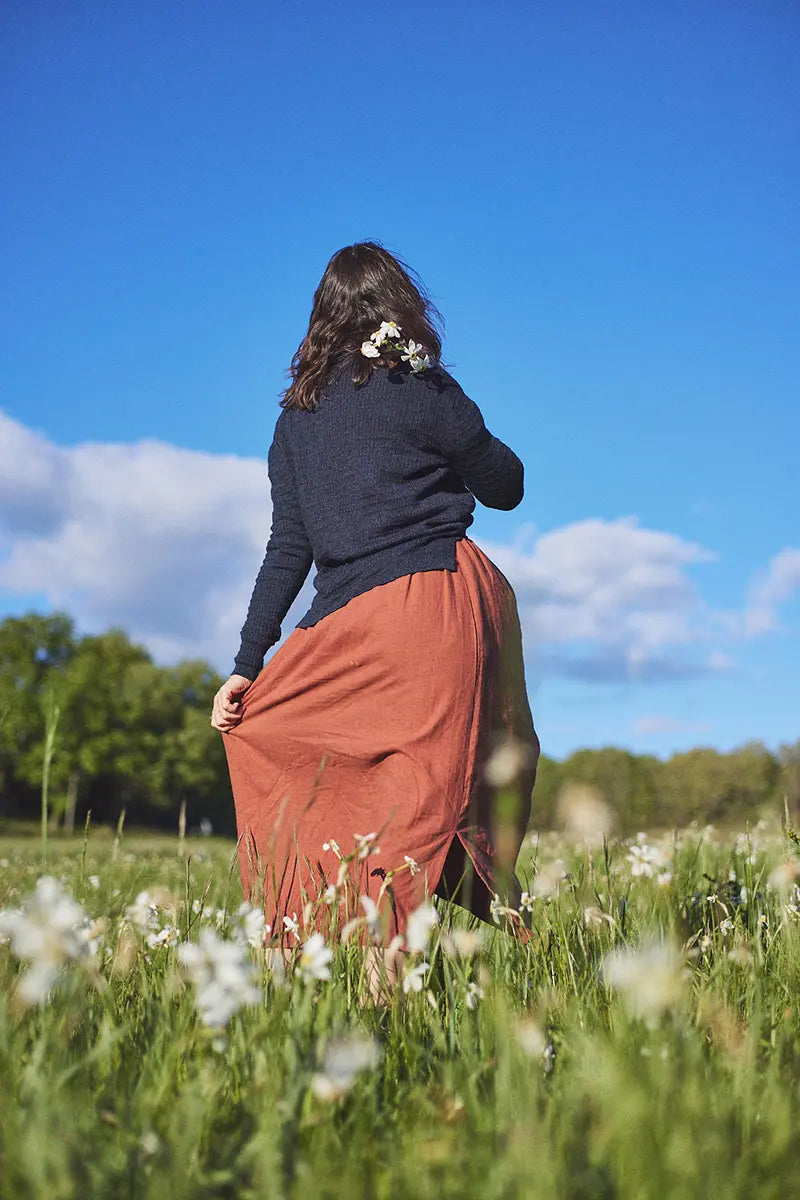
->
<box><xmin>432</xmin><ymin>372</ymin><xmax>524</xmax><ymax>510</ymax></box>
<box><xmin>233</xmin><ymin>420</ymin><xmax>314</xmax><ymax>680</ymax></box>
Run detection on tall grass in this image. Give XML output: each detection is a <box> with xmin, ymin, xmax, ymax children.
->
<box><xmin>1</xmin><ymin>818</ymin><xmax>799</xmax><ymax>1199</ymax></box>
<box><xmin>38</xmin><ymin>687</ymin><xmax>60</xmax><ymax>861</ymax></box>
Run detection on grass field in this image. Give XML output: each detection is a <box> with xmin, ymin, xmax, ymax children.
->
<box><xmin>2</xmin><ymin>812</ymin><xmax>800</xmax><ymax>1199</ymax></box>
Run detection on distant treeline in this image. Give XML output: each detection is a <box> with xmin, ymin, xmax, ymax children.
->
<box><xmin>1</xmin><ymin>613</ymin><xmax>798</xmax><ymax>837</ymax></box>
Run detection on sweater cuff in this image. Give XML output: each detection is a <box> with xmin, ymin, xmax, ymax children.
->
<box><xmin>232</xmin><ymin>662</ymin><xmax>261</xmax><ymax>682</ymax></box>
<box><xmin>233</xmin><ymin>640</ymin><xmax>264</xmax><ymax>680</ymax></box>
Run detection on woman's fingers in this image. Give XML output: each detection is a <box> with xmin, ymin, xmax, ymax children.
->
<box><xmin>223</xmin><ymin>682</ymin><xmax>250</xmax><ymax>711</ymax></box>
<box><xmin>210</xmin><ymin>694</ymin><xmax>242</xmax><ymax>731</ymax></box>
<box><xmin>210</xmin><ymin>675</ymin><xmax>253</xmax><ymax>731</ymax></box>
<box><xmin>211</xmin><ymin>713</ymin><xmax>240</xmax><ymax>731</ymax></box>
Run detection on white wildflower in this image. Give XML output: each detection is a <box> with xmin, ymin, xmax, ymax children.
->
<box><xmin>146</xmin><ymin>925</ymin><xmax>179</xmax><ymax>949</ymax></box>
<box><xmin>361</xmin><ymin>321</ymin><xmax>430</xmax><ymax>372</ymax></box>
<box><xmin>464</xmin><ymin>981</ymin><xmax>484</xmax><ymax>1010</ymax></box>
<box><xmin>354</xmin><ymin>832</ymin><xmax>379</xmax><ymax>859</ymax></box>
<box><xmin>531</xmin><ymin>860</ymin><xmax>568</xmax><ymax>899</ymax></box>
<box><xmin>767</xmin><ymin>861</ymin><xmax>800</xmax><ymax>894</ymax></box>
<box><xmin>555</xmin><ymin>782</ymin><xmax>614</xmax><ymax>844</ymax></box>
<box><xmin>489</xmin><ymin>893</ymin><xmax>521</xmax><ymax>924</ymax></box>
<box><xmin>311</xmin><ymin>1031</ymin><xmax>382</xmax><ymax>1100</ymax></box>
<box><xmin>177</xmin><ymin>928</ymin><xmax>261</xmax><ymax>1028</ymax></box>
<box><xmin>599</xmin><ymin>937</ymin><xmax>688</xmax><ymax>1019</ymax></box>
<box><xmin>335</xmin><ymin>859</ymin><xmax>350</xmax><ymax>889</ymax></box>
<box><xmin>371</xmin><ymin>320</ymin><xmax>401</xmax><ymax>345</ymax></box>
<box><xmin>735</xmin><ymin>831</ymin><xmax>759</xmax><ymax>865</ymax></box>
<box><xmin>234</xmin><ymin>901</ymin><xmax>268</xmax><ymax>949</ymax></box>
<box><xmin>403</xmin><ymin>855</ymin><xmax>420</xmax><ymax>876</ymax></box>
<box><xmin>400</xmin><ymin>338</ymin><xmax>423</xmax><ymax>363</ymax></box>
<box><xmin>625</xmin><ymin>834</ymin><xmax>668</xmax><ymax>878</ymax></box>
<box><xmin>282</xmin><ymin>912</ymin><xmax>301</xmax><ymax>942</ymax></box>
<box><xmin>124</xmin><ymin>891</ymin><xmax>160</xmax><ymax>935</ymax></box>
<box><xmin>139</xmin><ymin>1130</ymin><xmax>161</xmax><ymax>1158</ymax></box>
<box><xmin>402</xmin><ymin>960</ymin><xmax>429</xmax><ymax>993</ymax></box>
<box><xmin>298</xmin><ymin>933</ymin><xmax>333</xmax><ymax>983</ymax></box>
<box><xmin>516</xmin><ymin>1018</ymin><xmax>547</xmax><ymax>1059</ymax></box>
<box><xmin>440</xmin><ymin>928</ymin><xmax>484</xmax><ymax>958</ymax></box>
<box><xmin>482</xmin><ymin>735</ymin><xmax>538</xmax><ymax>788</ymax></box>
<box><xmin>0</xmin><ymin>876</ymin><xmax>95</xmax><ymax>1005</ymax></box>
<box><xmin>583</xmin><ymin>905</ymin><xmax>615</xmax><ymax>930</ymax></box>
<box><xmin>359</xmin><ymin>895</ymin><xmax>382</xmax><ymax>943</ymax></box>
<box><xmin>405</xmin><ymin>902</ymin><xmax>439</xmax><ymax>953</ymax></box>
<box><xmin>76</xmin><ymin>915</ymin><xmax>107</xmax><ymax>957</ymax></box>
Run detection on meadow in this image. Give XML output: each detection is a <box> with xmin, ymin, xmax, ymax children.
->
<box><xmin>2</xmin><ymin>805</ymin><xmax>800</xmax><ymax>1200</ymax></box>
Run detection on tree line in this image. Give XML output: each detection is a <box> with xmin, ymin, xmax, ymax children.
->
<box><xmin>1</xmin><ymin>613</ymin><xmax>797</xmax><ymax>837</ymax></box>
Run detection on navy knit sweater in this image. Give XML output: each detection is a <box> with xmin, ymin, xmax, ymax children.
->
<box><xmin>232</xmin><ymin>361</ymin><xmax>524</xmax><ymax>680</ymax></box>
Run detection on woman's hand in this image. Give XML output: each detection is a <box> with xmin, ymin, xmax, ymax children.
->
<box><xmin>210</xmin><ymin>674</ymin><xmax>253</xmax><ymax>732</ymax></box>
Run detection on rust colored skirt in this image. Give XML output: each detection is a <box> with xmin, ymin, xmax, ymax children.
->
<box><xmin>223</xmin><ymin>535</ymin><xmax>540</xmax><ymax>950</ymax></box>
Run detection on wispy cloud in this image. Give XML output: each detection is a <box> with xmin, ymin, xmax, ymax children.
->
<box><xmin>744</xmin><ymin>548</ymin><xmax>800</xmax><ymax>636</ymax></box>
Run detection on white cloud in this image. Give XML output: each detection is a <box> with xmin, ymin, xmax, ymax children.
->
<box><xmin>479</xmin><ymin>518</ymin><xmax>729</xmax><ymax>682</ymax></box>
<box><xmin>744</xmin><ymin>548</ymin><xmax>800</xmax><ymax>636</ymax></box>
<box><xmin>0</xmin><ymin>411</ymin><xmax>792</xmax><ymax>685</ymax></box>
<box><xmin>0</xmin><ymin>409</ymin><xmax>308</xmax><ymax>673</ymax></box>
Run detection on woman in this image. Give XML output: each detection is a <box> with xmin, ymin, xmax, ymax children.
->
<box><xmin>211</xmin><ymin>241</ymin><xmax>540</xmax><ymax>997</ymax></box>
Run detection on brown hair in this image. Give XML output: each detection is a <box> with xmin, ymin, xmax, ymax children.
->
<box><xmin>280</xmin><ymin>240</ymin><xmax>445</xmax><ymax>412</ymax></box>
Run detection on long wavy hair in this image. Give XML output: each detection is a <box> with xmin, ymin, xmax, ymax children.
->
<box><xmin>280</xmin><ymin>241</ymin><xmax>446</xmax><ymax>412</ymax></box>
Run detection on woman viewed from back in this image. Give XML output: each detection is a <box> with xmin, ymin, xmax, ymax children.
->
<box><xmin>210</xmin><ymin>240</ymin><xmax>540</xmax><ymax>1000</ymax></box>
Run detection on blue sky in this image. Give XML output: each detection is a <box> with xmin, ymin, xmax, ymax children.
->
<box><xmin>1</xmin><ymin>0</ymin><xmax>798</xmax><ymax>760</ymax></box>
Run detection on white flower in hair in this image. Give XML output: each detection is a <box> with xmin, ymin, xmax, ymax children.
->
<box><xmin>401</xmin><ymin>340</ymin><xmax>432</xmax><ymax>373</ymax></box>
<box><xmin>361</xmin><ymin>319</ymin><xmax>431</xmax><ymax>373</ymax></box>
<box><xmin>371</xmin><ymin>320</ymin><xmax>402</xmax><ymax>345</ymax></box>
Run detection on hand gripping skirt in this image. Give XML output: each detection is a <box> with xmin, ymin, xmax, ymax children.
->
<box><xmin>223</xmin><ymin>535</ymin><xmax>541</xmax><ymax>950</ymax></box>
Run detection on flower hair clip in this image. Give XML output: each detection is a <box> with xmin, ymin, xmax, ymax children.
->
<box><xmin>361</xmin><ymin>320</ymin><xmax>432</xmax><ymax>373</ymax></box>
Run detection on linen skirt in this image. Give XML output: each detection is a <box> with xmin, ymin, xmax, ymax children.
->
<box><xmin>223</xmin><ymin>534</ymin><xmax>540</xmax><ymax>950</ymax></box>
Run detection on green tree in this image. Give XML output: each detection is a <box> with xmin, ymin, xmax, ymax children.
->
<box><xmin>555</xmin><ymin>746</ymin><xmax>660</xmax><ymax>834</ymax></box>
<box><xmin>0</xmin><ymin>612</ymin><xmax>76</xmax><ymax>818</ymax></box>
